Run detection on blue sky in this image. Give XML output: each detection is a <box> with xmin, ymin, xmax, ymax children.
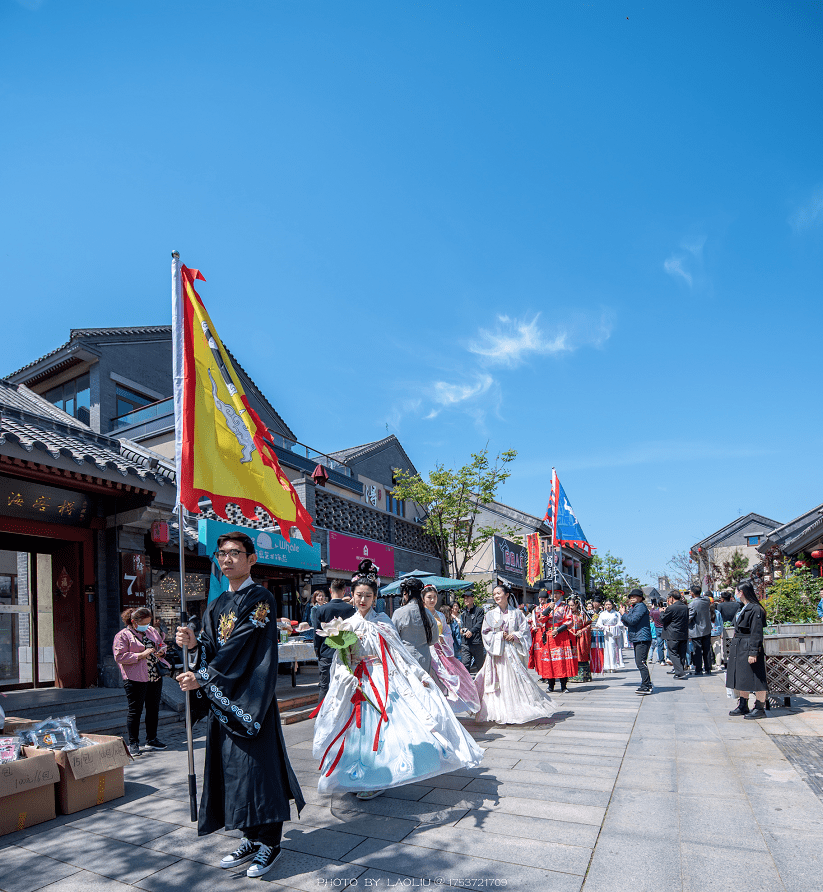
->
<box><xmin>2</xmin><ymin>1</ymin><xmax>821</xmax><ymax>580</ymax></box>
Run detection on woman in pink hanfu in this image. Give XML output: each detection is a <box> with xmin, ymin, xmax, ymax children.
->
<box><xmin>423</xmin><ymin>585</ymin><xmax>481</xmax><ymax>716</ymax></box>
<box><xmin>474</xmin><ymin>583</ymin><xmax>556</xmax><ymax>725</ymax></box>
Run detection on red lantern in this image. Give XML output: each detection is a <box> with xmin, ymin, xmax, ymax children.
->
<box><xmin>811</xmin><ymin>550</ymin><xmax>823</xmax><ymax>560</ymax></box>
<box><xmin>795</xmin><ymin>560</ymin><xmax>810</xmax><ymax>569</ymax></box>
<box><xmin>150</xmin><ymin>521</ymin><xmax>170</xmax><ymax>545</ymax></box>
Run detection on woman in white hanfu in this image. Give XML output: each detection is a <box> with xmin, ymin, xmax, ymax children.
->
<box><xmin>474</xmin><ymin>583</ymin><xmax>556</xmax><ymax>725</ymax></box>
<box><xmin>422</xmin><ymin>585</ymin><xmax>481</xmax><ymax>716</ymax></box>
<box><xmin>312</xmin><ymin>561</ymin><xmax>483</xmax><ymax>801</ymax></box>
<box><xmin>596</xmin><ymin>600</ymin><xmax>625</xmax><ymax>671</ymax></box>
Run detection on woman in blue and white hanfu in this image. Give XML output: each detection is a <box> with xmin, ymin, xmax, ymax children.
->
<box><xmin>312</xmin><ymin>561</ymin><xmax>483</xmax><ymax>801</ymax></box>
<box><xmin>474</xmin><ymin>583</ymin><xmax>556</xmax><ymax>725</ymax></box>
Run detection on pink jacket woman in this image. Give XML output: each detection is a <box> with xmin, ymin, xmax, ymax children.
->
<box><xmin>113</xmin><ymin>621</ymin><xmax>170</xmax><ymax>681</ymax></box>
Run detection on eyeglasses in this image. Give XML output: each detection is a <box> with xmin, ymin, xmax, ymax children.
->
<box><xmin>214</xmin><ymin>549</ymin><xmax>251</xmax><ymax>560</ymax></box>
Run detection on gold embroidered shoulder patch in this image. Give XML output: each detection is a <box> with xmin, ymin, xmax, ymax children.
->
<box><xmin>250</xmin><ymin>601</ymin><xmax>271</xmax><ymax>629</ymax></box>
<box><xmin>217</xmin><ymin>610</ymin><xmax>237</xmax><ymax>645</ymax></box>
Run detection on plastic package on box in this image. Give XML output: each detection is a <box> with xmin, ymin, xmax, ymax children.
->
<box><xmin>53</xmin><ymin>734</ymin><xmax>132</xmax><ymax>814</ymax></box>
<box><xmin>0</xmin><ymin>746</ymin><xmax>59</xmax><ymax>835</ymax></box>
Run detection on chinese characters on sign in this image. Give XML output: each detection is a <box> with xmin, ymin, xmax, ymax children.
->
<box><xmin>0</xmin><ymin>479</ymin><xmax>93</xmax><ymax>527</ymax></box>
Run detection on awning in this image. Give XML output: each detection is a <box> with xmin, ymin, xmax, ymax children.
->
<box><xmin>380</xmin><ymin>571</ymin><xmax>474</xmax><ymax>595</ymax></box>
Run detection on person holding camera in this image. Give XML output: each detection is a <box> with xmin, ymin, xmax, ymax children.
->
<box><xmin>113</xmin><ymin>606</ymin><xmax>170</xmax><ymax>756</ymax></box>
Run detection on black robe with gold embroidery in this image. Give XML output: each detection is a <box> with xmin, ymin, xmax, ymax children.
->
<box><xmin>190</xmin><ymin>582</ymin><xmax>304</xmax><ymax>835</ymax></box>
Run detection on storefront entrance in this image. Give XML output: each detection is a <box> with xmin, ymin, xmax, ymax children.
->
<box><xmin>0</xmin><ymin>528</ymin><xmax>96</xmax><ymax>690</ymax></box>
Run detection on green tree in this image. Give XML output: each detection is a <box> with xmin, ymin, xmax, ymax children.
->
<box><xmin>590</xmin><ymin>552</ymin><xmax>634</xmax><ymax>602</ymax></box>
<box><xmin>710</xmin><ymin>549</ymin><xmax>749</xmax><ymax>591</ymax></box>
<box><xmin>391</xmin><ymin>446</ymin><xmax>517</xmax><ymax>578</ymax></box>
<box><xmin>763</xmin><ymin>564</ymin><xmax>823</xmax><ymax>624</ymax></box>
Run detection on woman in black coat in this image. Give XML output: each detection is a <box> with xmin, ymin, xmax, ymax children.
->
<box><xmin>726</xmin><ymin>581</ymin><xmax>769</xmax><ymax>719</ymax></box>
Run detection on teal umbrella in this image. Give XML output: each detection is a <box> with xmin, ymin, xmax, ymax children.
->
<box><xmin>380</xmin><ymin>571</ymin><xmax>474</xmax><ymax>595</ymax></box>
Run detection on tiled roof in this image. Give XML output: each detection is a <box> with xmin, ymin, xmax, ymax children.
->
<box><xmin>5</xmin><ymin>327</ymin><xmax>172</xmax><ymax>379</ymax></box>
<box><xmin>691</xmin><ymin>513</ymin><xmax>784</xmax><ymax>551</ymax></box>
<box><xmin>0</xmin><ymin>382</ymin><xmax>171</xmax><ymax>488</ymax></box>
<box><xmin>328</xmin><ymin>435</ymin><xmax>418</xmax><ymax>477</ymax></box>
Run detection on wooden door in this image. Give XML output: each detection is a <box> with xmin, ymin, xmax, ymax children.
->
<box><xmin>51</xmin><ymin>541</ymin><xmax>82</xmax><ymax>688</ymax></box>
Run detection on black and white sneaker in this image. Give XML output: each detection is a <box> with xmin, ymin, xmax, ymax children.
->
<box><xmin>220</xmin><ymin>837</ymin><xmax>259</xmax><ymax>869</ymax></box>
<box><xmin>144</xmin><ymin>738</ymin><xmax>167</xmax><ymax>750</ymax></box>
<box><xmin>246</xmin><ymin>844</ymin><xmax>282</xmax><ymax>878</ymax></box>
<box><xmin>636</xmin><ymin>686</ymin><xmax>653</xmax><ymax>695</ymax></box>
<box><xmin>127</xmin><ymin>743</ymin><xmax>142</xmax><ymax>757</ymax></box>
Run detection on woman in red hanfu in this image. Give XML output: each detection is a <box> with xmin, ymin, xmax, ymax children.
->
<box><xmin>539</xmin><ymin>593</ymin><xmax>578</xmax><ymax>693</ymax></box>
<box><xmin>568</xmin><ymin>600</ymin><xmax>592</xmax><ymax>683</ymax></box>
<box><xmin>528</xmin><ymin>594</ymin><xmax>550</xmax><ymax>676</ymax></box>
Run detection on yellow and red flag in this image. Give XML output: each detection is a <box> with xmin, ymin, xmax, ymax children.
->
<box><xmin>172</xmin><ymin>260</ymin><xmax>314</xmax><ymax>543</ymax></box>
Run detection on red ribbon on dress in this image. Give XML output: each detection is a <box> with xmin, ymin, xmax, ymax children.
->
<box><xmin>318</xmin><ymin>643</ymin><xmax>392</xmax><ymax>777</ymax></box>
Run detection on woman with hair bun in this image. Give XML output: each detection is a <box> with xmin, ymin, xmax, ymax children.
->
<box><xmin>391</xmin><ymin>575</ymin><xmax>439</xmax><ymax>673</ymax></box>
<box><xmin>312</xmin><ymin>561</ymin><xmax>483</xmax><ymax>800</ymax></box>
<box><xmin>422</xmin><ymin>585</ymin><xmax>481</xmax><ymax>716</ymax></box>
<box><xmin>474</xmin><ymin>583</ymin><xmax>556</xmax><ymax>725</ymax></box>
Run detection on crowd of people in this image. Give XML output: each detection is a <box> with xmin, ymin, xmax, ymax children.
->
<box><xmin>145</xmin><ymin>528</ymin><xmax>772</xmax><ymax>880</ymax></box>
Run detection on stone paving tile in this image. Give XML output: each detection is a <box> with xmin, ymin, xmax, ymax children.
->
<box><xmin>326</xmin><ymin>790</ymin><xmax>471</xmax><ymax>826</ymax></box>
<box><xmin>136</xmin><ymin>852</ymin><xmax>364</xmax><ymax>892</ymax></box>
<box><xmin>114</xmin><ymin>795</ymin><xmax>199</xmax><ymax>826</ymax></box>
<box><xmin>678</xmin><ymin>794</ymin><xmax>768</xmax><ymax>853</ymax></box>
<box><xmin>281</xmin><ymin>825</ymin><xmax>367</xmax><ymax>859</ymax></box>
<box><xmin>518</xmin><ymin>758</ymin><xmax>619</xmax><ymax>779</ymax></box>
<box><xmin>473</xmin><ymin>766</ymin><xmax>614</xmax><ymax>792</ymax></box>
<box><xmin>455</xmin><ymin>807</ymin><xmax>600</xmax><ymax>847</ymax></box>
<box><xmin>293</xmin><ymin>802</ymin><xmax>420</xmax><ymax>842</ymax></box>
<box><xmin>0</xmin><ymin>844</ymin><xmax>80</xmax><ymax>892</ymax></box>
<box><xmin>382</xmin><ymin>783</ymin><xmax>433</xmax><ymax>801</ymax></box>
<box><xmin>16</xmin><ymin>826</ymin><xmax>178</xmax><ymax>885</ymax></box>
<box><xmin>62</xmin><ymin>810</ymin><xmax>180</xmax><ymax>846</ymax></box>
<box><xmin>35</xmin><ymin>873</ymin><xmax>138</xmax><ymax>892</ymax></box>
<box><xmin>143</xmin><ymin>826</ymin><xmax>243</xmax><ymax>865</ymax></box>
<box><xmin>530</xmin><ymin>741</ymin><xmax>627</xmax><ymax>757</ymax></box>
<box><xmin>614</xmin><ymin>759</ymin><xmax>677</xmax><ymax>793</ymax></box>
<box><xmin>512</xmin><ymin>750</ymin><xmax>624</xmax><ymax>768</ymax></box>
<box><xmin>744</xmin><ymin>783</ymin><xmax>823</xmax><ymax>833</ymax></box>
<box><xmin>583</xmin><ymin>827</ymin><xmax>682</xmax><ymax>892</ymax></box>
<box><xmin>677</xmin><ymin>765</ymin><xmax>744</xmax><ymax>798</ymax></box>
<box><xmin>401</xmin><ymin>823</ymin><xmax>592</xmax><ymax>875</ymax></box>
<box><xmin>418</xmin><ymin>787</ymin><xmax>607</xmax><ymax>825</ymax></box>
<box><xmin>761</xmin><ymin>826</ymin><xmax>823</xmax><ymax>891</ymax></box>
<box><xmin>465</xmin><ymin>776</ymin><xmax>612</xmax><ymax>807</ymax></box>
<box><xmin>341</xmin><ymin>837</ymin><xmax>584</xmax><ymax>892</ymax></box>
<box><xmin>679</xmin><ymin>841</ymin><xmax>786</xmax><ymax>892</ymax></box>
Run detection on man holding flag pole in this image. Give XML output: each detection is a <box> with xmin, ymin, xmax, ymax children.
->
<box><xmin>171</xmin><ymin>252</ymin><xmax>306</xmax><ymax>879</ymax></box>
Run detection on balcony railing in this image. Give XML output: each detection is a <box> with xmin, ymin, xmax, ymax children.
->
<box><xmin>111</xmin><ymin>396</ymin><xmax>174</xmax><ymax>430</ymax></box>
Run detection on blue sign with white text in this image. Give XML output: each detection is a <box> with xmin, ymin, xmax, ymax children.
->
<box><xmin>198</xmin><ymin>518</ymin><xmax>321</xmax><ymax>572</ymax></box>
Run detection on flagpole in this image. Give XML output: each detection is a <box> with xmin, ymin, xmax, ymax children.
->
<box><xmin>172</xmin><ymin>250</ymin><xmax>198</xmax><ymax>823</ymax></box>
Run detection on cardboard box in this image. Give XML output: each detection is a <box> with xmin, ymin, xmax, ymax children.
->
<box><xmin>0</xmin><ymin>746</ymin><xmax>59</xmax><ymax>835</ymax></box>
<box><xmin>1</xmin><ymin>717</ymin><xmax>35</xmax><ymax>735</ymax></box>
<box><xmin>54</xmin><ymin>734</ymin><xmax>132</xmax><ymax>815</ymax></box>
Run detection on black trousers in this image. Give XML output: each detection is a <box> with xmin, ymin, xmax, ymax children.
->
<box><xmin>667</xmin><ymin>639</ymin><xmax>688</xmax><ymax>675</ymax></box>
<box><xmin>691</xmin><ymin>635</ymin><xmax>713</xmax><ymax>673</ymax></box>
<box><xmin>244</xmin><ymin>822</ymin><xmax>283</xmax><ymax>847</ymax></box>
<box><xmin>123</xmin><ymin>679</ymin><xmax>162</xmax><ymax>744</ymax></box>
<box><xmin>460</xmin><ymin>640</ymin><xmax>486</xmax><ymax>673</ymax></box>
<box><xmin>633</xmin><ymin>641</ymin><xmax>651</xmax><ymax>689</ymax></box>
<box><xmin>318</xmin><ymin>651</ymin><xmax>334</xmax><ymax>700</ymax></box>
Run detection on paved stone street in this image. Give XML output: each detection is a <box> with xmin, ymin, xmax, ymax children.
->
<box><xmin>3</xmin><ymin>661</ymin><xmax>823</xmax><ymax>892</ymax></box>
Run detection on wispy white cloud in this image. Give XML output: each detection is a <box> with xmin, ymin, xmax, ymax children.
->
<box><xmin>664</xmin><ymin>235</ymin><xmax>706</xmax><ymax>288</ymax></box>
<box><xmin>467</xmin><ymin>312</ymin><xmax>612</xmax><ymax>369</ymax></box>
<box><xmin>663</xmin><ymin>257</ymin><xmax>692</xmax><ymax>286</ymax></box>
<box><xmin>789</xmin><ymin>187</ymin><xmax>823</xmax><ymax>232</ymax></box>
<box><xmin>425</xmin><ymin>373</ymin><xmax>494</xmax><ymax>419</ymax></box>
<box><xmin>385</xmin><ymin>398</ymin><xmax>421</xmax><ymax>431</ymax></box>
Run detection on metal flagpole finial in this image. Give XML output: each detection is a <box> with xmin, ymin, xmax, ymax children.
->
<box><xmin>171</xmin><ymin>250</ymin><xmax>180</xmax><ymax>260</ymax></box>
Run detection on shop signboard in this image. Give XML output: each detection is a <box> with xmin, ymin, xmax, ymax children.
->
<box><xmin>0</xmin><ymin>478</ymin><xmax>93</xmax><ymax>527</ymax></box>
<box><xmin>197</xmin><ymin>518</ymin><xmax>321</xmax><ymax>571</ymax></box>
<box><xmin>328</xmin><ymin>532</ymin><xmax>395</xmax><ymax>576</ymax></box>
<box><xmin>493</xmin><ymin>534</ymin><xmax>527</xmax><ymax>583</ymax></box>
<box><xmin>120</xmin><ymin>552</ymin><xmax>148</xmax><ymax>609</ymax></box>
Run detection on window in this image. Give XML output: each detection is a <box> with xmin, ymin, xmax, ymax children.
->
<box><xmin>43</xmin><ymin>372</ymin><xmax>91</xmax><ymax>425</ymax></box>
<box><xmin>386</xmin><ymin>492</ymin><xmax>405</xmax><ymax>517</ymax></box>
<box><xmin>746</xmin><ymin>536</ymin><xmax>760</xmax><ymax>546</ymax></box>
<box><xmin>114</xmin><ymin>384</ymin><xmax>154</xmax><ymax>419</ymax></box>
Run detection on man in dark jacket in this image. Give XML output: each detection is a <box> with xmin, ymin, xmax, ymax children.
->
<box><xmin>661</xmin><ymin>591</ymin><xmax>689</xmax><ymax>678</ymax></box>
<box><xmin>460</xmin><ymin>592</ymin><xmax>486</xmax><ymax>673</ymax></box>
<box><xmin>688</xmin><ymin>583</ymin><xmax>714</xmax><ymax>675</ymax></box>
<box><xmin>717</xmin><ymin>591</ymin><xmax>740</xmax><ymax>624</ymax></box>
<box><xmin>313</xmin><ymin>578</ymin><xmax>356</xmax><ymax>700</ymax></box>
<box><xmin>620</xmin><ymin>589</ymin><xmax>653</xmax><ymax>694</ymax></box>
